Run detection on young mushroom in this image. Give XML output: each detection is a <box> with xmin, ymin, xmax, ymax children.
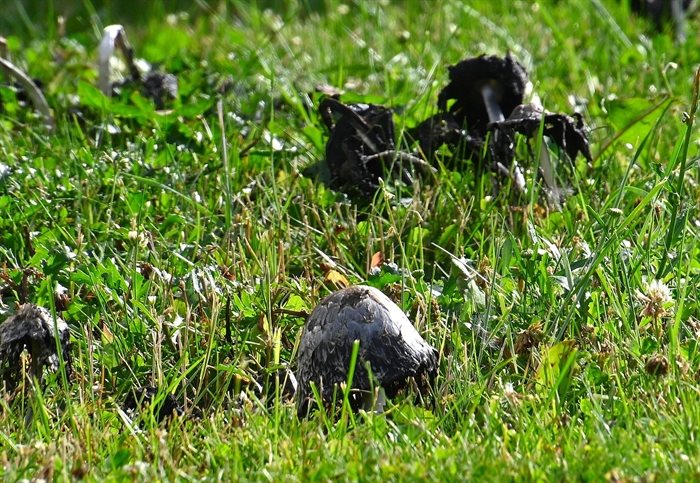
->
<box><xmin>296</xmin><ymin>285</ymin><xmax>438</xmax><ymax>417</ymax></box>
<box><xmin>0</xmin><ymin>304</ymin><xmax>71</xmax><ymax>392</ymax></box>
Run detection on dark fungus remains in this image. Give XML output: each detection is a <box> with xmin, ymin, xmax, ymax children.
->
<box><xmin>410</xmin><ymin>53</ymin><xmax>528</xmax><ymax>166</ymax></box>
<box><xmin>407</xmin><ymin>112</ymin><xmax>484</xmax><ymax>163</ymax></box>
<box><xmin>123</xmin><ymin>385</ymin><xmax>183</xmax><ymax>422</ymax></box>
<box><xmin>296</xmin><ymin>285</ymin><xmax>437</xmax><ymax>417</ymax></box>
<box><xmin>409</xmin><ymin>53</ymin><xmax>592</xmax><ymax>204</ymax></box>
<box><xmin>0</xmin><ymin>304</ymin><xmax>72</xmax><ymax>391</ymax></box>
<box><xmin>489</xmin><ymin>103</ymin><xmax>592</xmax><ymax>163</ymax></box>
<box><xmin>319</xmin><ymin>97</ymin><xmax>434</xmax><ymax>197</ymax></box>
<box><xmin>630</xmin><ymin>0</ymin><xmax>694</xmax><ymax>42</ymax></box>
<box><xmin>438</xmin><ymin>53</ymin><xmax>528</xmax><ymax>134</ymax></box>
<box><xmin>113</xmin><ymin>71</ymin><xmax>179</xmax><ymax>110</ymax></box>
<box><xmin>98</xmin><ymin>25</ymin><xmax>178</xmax><ymax>109</ymax></box>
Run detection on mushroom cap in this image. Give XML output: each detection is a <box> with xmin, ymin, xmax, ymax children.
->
<box><xmin>438</xmin><ymin>53</ymin><xmax>528</xmax><ymax>132</ymax></box>
<box><xmin>0</xmin><ymin>304</ymin><xmax>72</xmax><ymax>390</ymax></box>
<box><xmin>124</xmin><ymin>385</ymin><xmax>183</xmax><ymax>422</ymax></box>
<box><xmin>296</xmin><ymin>285</ymin><xmax>437</xmax><ymax>416</ymax></box>
<box><xmin>319</xmin><ymin>98</ymin><xmax>396</xmax><ymax>196</ymax></box>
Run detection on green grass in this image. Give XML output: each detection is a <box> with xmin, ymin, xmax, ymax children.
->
<box><xmin>1</xmin><ymin>0</ymin><xmax>699</xmax><ymax>480</ymax></box>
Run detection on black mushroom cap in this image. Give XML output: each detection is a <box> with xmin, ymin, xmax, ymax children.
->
<box><xmin>319</xmin><ymin>97</ymin><xmax>396</xmax><ymax>195</ymax></box>
<box><xmin>296</xmin><ymin>285</ymin><xmax>438</xmax><ymax>416</ymax></box>
<box><xmin>438</xmin><ymin>53</ymin><xmax>528</xmax><ymax>133</ymax></box>
<box><xmin>0</xmin><ymin>304</ymin><xmax>72</xmax><ymax>391</ymax></box>
<box><xmin>123</xmin><ymin>385</ymin><xmax>183</xmax><ymax>422</ymax></box>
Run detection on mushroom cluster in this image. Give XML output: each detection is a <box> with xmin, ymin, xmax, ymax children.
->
<box><xmin>314</xmin><ymin>53</ymin><xmax>591</xmax><ymax>204</ymax></box>
<box><xmin>415</xmin><ymin>54</ymin><xmax>591</xmax><ymax>197</ymax></box>
<box><xmin>296</xmin><ymin>285</ymin><xmax>438</xmax><ymax>417</ymax></box>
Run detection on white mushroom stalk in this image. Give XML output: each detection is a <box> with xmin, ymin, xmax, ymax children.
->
<box><xmin>0</xmin><ymin>57</ymin><xmax>54</xmax><ymax>130</ymax></box>
<box><xmin>485</xmin><ymin>86</ymin><xmax>559</xmax><ymax>203</ymax></box>
<box><xmin>98</xmin><ymin>24</ymin><xmax>138</xmax><ymax>96</ymax></box>
<box><xmin>528</xmin><ymin>101</ymin><xmax>561</xmax><ymax>206</ymax></box>
<box><xmin>481</xmin><ymin>84</ymin><xmax>505</xmax><ymax>123</ymax></box>
<box><xmin>670</xmin><ymin>0</ymin><xmax>689</xmax><ymax>43</ymax></box>
<box><xmin>481</xmin><ymin>82</ymin><xmax>528</xmax><ymax>194</ymax></box>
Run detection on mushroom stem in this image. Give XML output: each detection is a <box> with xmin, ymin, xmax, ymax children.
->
<box><xmin>671</xmin><ymin>0</ymin><xmax>686</xmax><ymax>43</ymax></box>
<box><xmin>0</xmin><ymin>57</ymin><xmax>54</xmax><ymax>130</ymax></box>
<box><xmin>538</xmin><ymin>142</ymin><xmax>557</xmax><ymax>189</ymax></box>
<box><xmin>537</xmin><ymin>141</ymin><xmax>564</xmax><ymax>208</ymax></box>
<box><xmin>99</xmin><ymin>25</ymin><xmax>140</xmax><ymax>96</ymax></box>
<box><xmin>481</xmin><ymin>83</ymin><xmax>505</xmax><ymax>123</ymax></box>
<box><xmin>363</xmin><ymin>386</ymin><xmax>387</xmax><ymax>413</ymax></box>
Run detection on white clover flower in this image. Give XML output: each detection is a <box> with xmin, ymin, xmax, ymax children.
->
<box><xmin>636</xmin><ymin>278</ymin><xmax>673</xmax><ymax>319</ymax></box>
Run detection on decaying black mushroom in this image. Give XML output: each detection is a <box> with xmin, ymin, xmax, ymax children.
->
<box><xmin>147</xmin><ymin>72</ymin><xmax>179</xmax><ymax>105</ymax></box>
<box><xmin>319</xmin><ymin>97</ymin><xmax>434</xmax><ymax>197</ymax></box>
<box><xmin>320</xmin><ymin>97</ymin><xmax>395</xmax><ymax>193</ymax></box>
<box><xmin>0</xmin><ymin>304</ymin><xmax>72</xmax><ymax>391</ymax></box>
<box><xmin>486</xmin><ymin>103</ymin><xmax>591</xmax><ymax>204</ymax></box>
<box><xmin>438</xmin><ymin>53</ymin><xmax>528</xmax><ymax>134</ymax></box>
<box><xmin>407</xmin><ymin>112</ymin><xmax>483</xmax><ymax>162</ymax></box>
<box><xmin>489</xmin><ymin>104</ymin><xmax>592</xmax><ymax>163</ymax></box>
<box><xmin>123</xmin><ymin>385</ymin><xmax>183</xmax><ymax>422</ymax></box>
<box><xmin>408</xmin><ymin>53</ymin><xmax>592</xmax><ymax>205</ymax></box>
<box><xmin>630</xmin><ymin>0</ymin><xmax>694</xmax><ymax>42</ymax></box>
<box><xmin>111</xmin><ymin>71</ymin><xmax>178</xmax><ymax>110</ymax></box>
<box><xmin>409</xmin><ymin>53</ymin><xmax>528</xmax><ymax>169</ymax></box>
<box><xmin>296</xmin><ymin>285</ymin><xmax>438</xmax><ymax>417</ymax></box>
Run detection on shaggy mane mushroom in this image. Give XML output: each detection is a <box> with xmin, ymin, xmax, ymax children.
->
<box><xmin>0</xmin><ymin>304</ymin><xmax>71</xmax><ymax>391</ymax></box>
<box><xmin>317</xmin><ymin>97</ymin><xmax>435</xmax><ymax>198</ymax></box>
<box><xmin>296</xmin><ymin>285</ymin><xmax>437</xmax><ymax>417</ymax></box>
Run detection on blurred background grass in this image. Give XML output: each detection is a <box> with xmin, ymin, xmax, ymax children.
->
<box><xmin>0</xmin><ymin>0</ymin><xmax>337</xmax><ymax>39</ymax></box>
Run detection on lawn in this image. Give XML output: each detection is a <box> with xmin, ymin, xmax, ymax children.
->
<box><xmin>1</xmin><ymin>0</ymin><xmax>699</xmax><ymax>480</ymax></box>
